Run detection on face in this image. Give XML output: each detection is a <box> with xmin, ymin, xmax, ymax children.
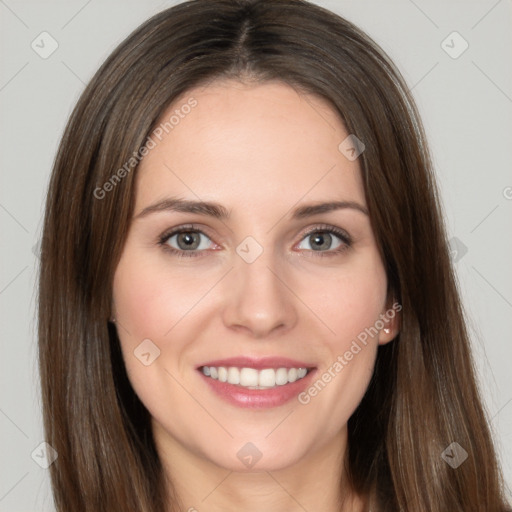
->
<box><xmin>112</xmin><ymin>80</ymin><xmax>399</xmax><ymax>473</ymax></box>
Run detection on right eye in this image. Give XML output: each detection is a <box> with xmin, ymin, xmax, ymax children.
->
<box><xmin>159</xmin><ymin>227</ymin><xmax>217</xmax><ymax>257</ymax></box>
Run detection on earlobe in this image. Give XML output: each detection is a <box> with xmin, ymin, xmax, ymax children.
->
<box><xmin>378</xmin><ymin>324</ymin><xmax>398</xmax><ymax>345</ymax></box>
<box><xmin>378</xmin><ymin>298</ymin><xmax>401</xmax><ymax>345</ymax></box>
<box><xmin>109</xmin><ymin>301</ymin><xmax>117</xmax><ymax>323</ymax></box>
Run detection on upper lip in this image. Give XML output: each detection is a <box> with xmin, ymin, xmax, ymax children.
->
<box><xmin>197</xmin><ymin>356</ymin><xmax>315</xmax><ymax>370</ymax></box>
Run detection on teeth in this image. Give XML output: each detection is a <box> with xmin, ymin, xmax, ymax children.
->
<box><xmin>275</xmin><ymin>368</ymin><xmax>288</xmax><ymax>385</ymax></box>
<box><xmin>201</xmin><ymin>366</ymin><xmax>310</xmax><ymax>389</ymax></box>
<box><xmin>240</xmin><ymin>368</ymin><xmax>258</xmax><ymax>387</ymax></box>
<box><xmin>227</xmin><ymin>367</ymin><xmax>240</xmax><ymax>385</ymax></box>
<box><xmin>218</xmin><ymin>366</ymin><xmax>228</xmax><ymax>383</ymax></box>
<box><xmin>258</xmin><ymin>368</ymin><xmax>275</xmax><ymax>387</ymax></box>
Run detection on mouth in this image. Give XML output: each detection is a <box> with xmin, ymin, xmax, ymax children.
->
<box><xmin>197</xmin><ymin>357</ymin><xmax>317</xmax><ymax>408</ymax></box>
<box><xmin>200</xmin><ymin>365</ymin><xmax>311</xmax><ymax>389</ymax></box>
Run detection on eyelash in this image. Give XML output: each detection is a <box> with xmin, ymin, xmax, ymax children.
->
<box><xmin>157</xmin><ymin>223</ymin><xmax>352</xmax><ymax>259</ymax></box>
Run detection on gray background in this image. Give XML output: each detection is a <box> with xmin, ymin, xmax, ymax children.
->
<box><xmin>1</xmin><ymin>0</ymin><xmax>511</xmax><ymax>510</ymax></box>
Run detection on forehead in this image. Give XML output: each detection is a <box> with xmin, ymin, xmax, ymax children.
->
<box><xmin>135</xmin><ymin>80</ymin><xmax>365</xmax><ymax>212</ymax></box>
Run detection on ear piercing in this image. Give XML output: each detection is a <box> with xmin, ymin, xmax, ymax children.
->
<box><xmin>383</xmin><ymin>327</ymin><xmax>390</xmax><ymax>334</ymax></box>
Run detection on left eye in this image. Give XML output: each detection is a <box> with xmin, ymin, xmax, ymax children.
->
<box><xmin>297</xmin><ymin>231</ymin><xmax>344</xmax><ymax>252</ymax></box>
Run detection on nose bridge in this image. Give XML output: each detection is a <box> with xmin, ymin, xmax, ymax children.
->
<box><xmin>221</xmin><ymin>237</ymin><xmax>297</xmax><ymax>336</ymax></box>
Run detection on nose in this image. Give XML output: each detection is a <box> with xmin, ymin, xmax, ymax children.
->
<box><xmin>221</xmin><ymin>247</ymin><xmax>298</xmax><ymax>338</ymax></box>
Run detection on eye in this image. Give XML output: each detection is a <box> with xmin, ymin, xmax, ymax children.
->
<box><xmin>296</xmin><ymin>226</ymin><xmax>351</xmax><ymax>254</ymax></box>
<box><xmin>159</xmin><ymin>226</ymin><xmax>215</xmax><ymax>257</ymax></box>
<box><xmin>158</xmin><ymin>224</ymin><xmax>351</xmax><ymax>258</ymax></box>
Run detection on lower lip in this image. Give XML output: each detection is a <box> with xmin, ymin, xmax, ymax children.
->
<box><xmin>199</xmin><ymin>369</ymin><xmax>317</xmax><ymax>409</ymax></box>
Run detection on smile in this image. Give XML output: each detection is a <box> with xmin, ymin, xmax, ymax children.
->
<box><xmin>201</xmin><ymin>366</ymin><xmax>309</xmax><ymax>389</ymax></box>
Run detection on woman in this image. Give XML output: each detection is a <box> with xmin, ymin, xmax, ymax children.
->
<box><xmin>38</xmin><ymin>0</ymin><xmax>511</xmax><ymax>510</ymax></box>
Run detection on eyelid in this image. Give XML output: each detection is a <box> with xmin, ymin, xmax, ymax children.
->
<box><xmin>298</xmin><ymin>224</ymin><xmax>352</xmax><ymax>245</ymax></box>
<box><xmin>158</xmin><ymin>223</ymin><xmax>219</xmax><ymax>257</ymax></box>
<box><xmin>159</xmin><ymin>223</ymin><xmax>215</xmax><ymax>243</ymax></box>
<box><xmin>157</xmin><ymin>222</ymin><xmax>353</xmax><ymax>257</ymax></box>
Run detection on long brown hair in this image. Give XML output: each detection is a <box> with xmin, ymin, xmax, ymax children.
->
<box><xmin>38</xmin><ymin>0</ymin><xmax>510</xmax><ymax>510</ymax></box>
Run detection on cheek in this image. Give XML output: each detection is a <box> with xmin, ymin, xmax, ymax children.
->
<box><xmin>111</xmin><ymin>252</ymin><xmax>182</xmax><ymax>393</ymax></box>
<box><xmin>111</xmin><ymin>253</ymin><xmax>190</xmax><ymax>413</ymax></box>
<box><xmin>309</xmin><ymin>256</ymin><xmax>388</xmax><ymax>346</ymax></box>
<box><xmin>112</xmin><ymin>251</ymin><xmax>199</xmax><ymax>342</ymax></box>
<box><xmin>295</xmin><ymin>255</ymin><xmax>386</xmax><ymax>419</ymax></box>
<box><xmin>111</xmin><ymin>250</ymin><xmax>218</xmax><ymax>391</ymax></box>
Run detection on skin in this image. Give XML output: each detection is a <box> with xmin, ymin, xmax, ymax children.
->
<box><xmin>112</xmin><ymin>80</ymin><xmax>400</xmax><ymax>512</ymax></box>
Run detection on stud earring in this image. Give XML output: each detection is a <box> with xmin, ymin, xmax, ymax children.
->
<box><xmin>383</xmin><ymin>327</ymin><xmax>390</xmax><ymax>334</ymax></box>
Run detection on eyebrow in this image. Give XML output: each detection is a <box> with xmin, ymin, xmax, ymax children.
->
<box><xmin>134</xmin><ymin>197</ymin><xmax>369</xmax><ymax>220</ymax></box>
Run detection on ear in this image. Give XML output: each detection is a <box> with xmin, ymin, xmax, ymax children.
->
<box><xmin>109</xmin><ymin>300</ymin><xmax>117</xmax><ymax>323</ymax></box>
<box><xmin>377</xmin><ymin>297</ymin><xmax>401</xmax><ymax>345</ymax></box>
